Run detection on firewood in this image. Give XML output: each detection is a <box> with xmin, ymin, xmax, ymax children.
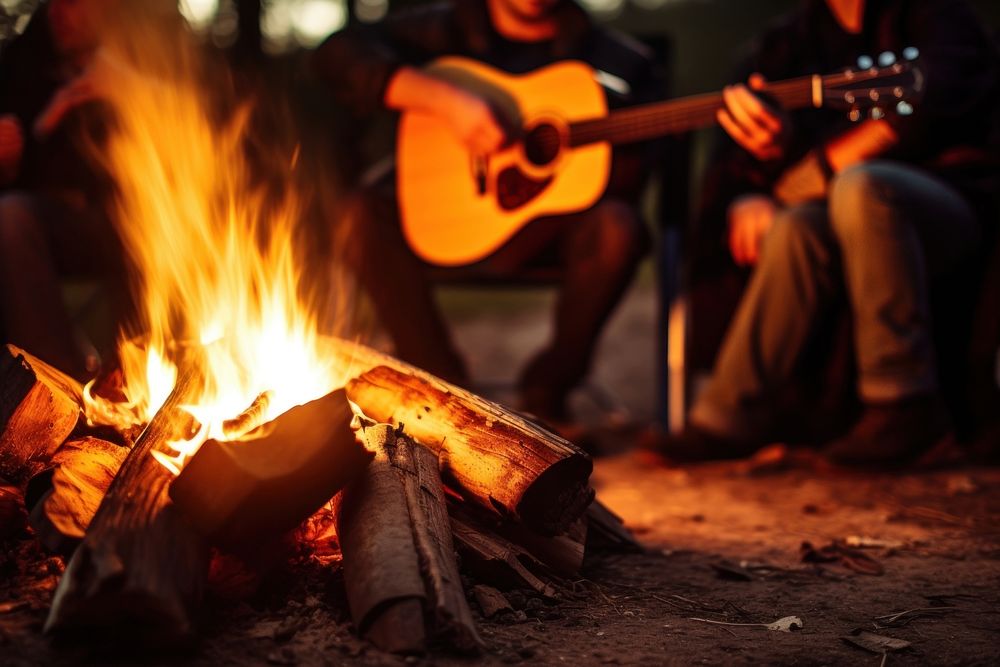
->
<box><xmin>502</xmin><ymin>515</ymin><xmax>587</xmax><ymax>574</ymax></box>
<box><xmin>393</xmin><ymin>426</ymin><xmax>482</xmax><ymax>652</ymax></box>
<box><xmin>587</xmin><ymin>500</ymin><xmax>641</xmax><ymax>552</ymax></box>
<box><xmin>471</xmin><ymin>585</ymin><xmax>513</xmax><ymax>618</ymax></box>
<box><xmin>450</xmin><ymin>513</ymin><xmax>558</xmax><ymax>599</ymax></box>
<box><xmin>0</xmin><ymin>483</ymin><xmax>26</xmax><ymax>539</ymax></box>
<box><xmin>26</xmin><ymin>437</ymin><xmax>128</xmax><ymax>555</ymax></box>
<box><xmin>168</xmin><ymin>389</ymin><xmax>372</xmax><ymax>550</ymax></box>
<box><xmin>45</xmin><ymin>364</ymin><xmax>210</xmax><ymax>646</ymax></box>
<box><xmin>344</xmin><ymin>363</ymin><xmax>594</xmax><ymax>535</ymax></box>
<box><xmin>335</xmin><ymin>424</ymin><xmax>428</xmax><ymax>655</ymax></box>
<box><xmin>335</xmin><ymin>423</ymin><xmax>482</xmax><ymax>654</ymax></box>
<box><xmin>0</xmin><ymin>345</ymin><xmax>83</xmax><ymax>484</ymax></box>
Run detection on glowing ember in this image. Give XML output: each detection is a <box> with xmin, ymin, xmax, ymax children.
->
<box><xmin>82</xmin><ymin>8</ymin><xmax>345</xmax><ymax>474</ymax></box>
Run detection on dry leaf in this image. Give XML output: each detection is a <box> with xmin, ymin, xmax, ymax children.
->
<box><xmin>842</xmin><ymin>630</ymin><xmax>911</xmax><ymax>653</ymax></box>
<box><xmin>766</xmin><ymin>616</ymin><xmax>803</xmax><ymax>632</ymax></box>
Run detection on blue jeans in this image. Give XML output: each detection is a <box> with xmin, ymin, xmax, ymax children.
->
<box><xmin>691</xmin><ymin>161</ymin><xmax>980</xmax><ymax>437</ymax></box>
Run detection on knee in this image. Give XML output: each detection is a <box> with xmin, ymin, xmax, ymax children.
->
<box><xmin>828</xmin><ymin>162</ymin><xmax>902</xmax><ymax>240</ymax></box>
<box><xmin>576</xmin><ymin>200</ymin><xmax>650</xmax><ymax>264</ymax></box>
<box><xmin>760</xmin><ymin>205</ymin><xmax>831</xmax><ymax>264</ymax></box>
<box><xmin>0</xmin><ymin>193</ymin><xmax>45</xmax><ymax>251</ymax></box>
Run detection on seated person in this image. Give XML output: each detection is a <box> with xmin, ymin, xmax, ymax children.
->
<box><xmin>653</xmin><ymin>0</ymin><xmax>999</xmax><ymax>466</ymax></box>
<box><xmin>311</xmin><ymin>0</ymin><xmax>663</xmax><ymax>428</ymax></box>
<box><xmin>0</xmin><ymin>0</ymin><xmax>126</xmax><ymax>379</ymax></box>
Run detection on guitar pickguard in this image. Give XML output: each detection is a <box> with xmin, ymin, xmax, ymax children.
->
<box><xmin>496</xmin><ymin>166</ymin><xmax>554</xmax><ymax>212</ymax></box>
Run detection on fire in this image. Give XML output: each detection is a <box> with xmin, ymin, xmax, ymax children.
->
<box><xmin>82</xmin><ymin>8</ymin><xmax>345</xmax><ymax>473</ymax></box>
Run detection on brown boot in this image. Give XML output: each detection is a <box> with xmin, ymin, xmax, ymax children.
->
<box><xmin>822</xmin><ymin>394</ymin><xmax>952</xmax><ymax>468</ymax></box>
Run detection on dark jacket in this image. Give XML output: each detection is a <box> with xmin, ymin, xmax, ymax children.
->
<box><xmin>312</xmin><ymin>0</ymin><xmax>666</xmax><ymax>198</ymax></box>
<box><xmin>697</xmin><ymin>0</ymin><xmax>999</xmax><ymax>229</ymax></box>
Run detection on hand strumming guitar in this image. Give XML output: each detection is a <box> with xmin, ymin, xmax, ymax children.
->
<box><xmin>385</xmin><ymin>65</ymin><xmax>513</xmax><ymax>157</ymax></box>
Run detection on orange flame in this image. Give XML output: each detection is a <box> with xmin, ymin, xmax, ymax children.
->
<box><xmin>83</xmin><ymin>9</ymin><xmax>345</xmax><ymax>473</ymax></box>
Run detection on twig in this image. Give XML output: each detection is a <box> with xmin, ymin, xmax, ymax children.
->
<box><xmin>875</xmin><ymin>607</ymin><xmax>958</xmax><ymax>624</ymax></box>
<box><xmin>688</xmin><ymin>618</ymin><xmax>770</xmax><ymax>628</ymax></box>
<box><xmin>880</xmin><ymin>651</ymin><xmax>888</xmax><ymax>667</ymax></box>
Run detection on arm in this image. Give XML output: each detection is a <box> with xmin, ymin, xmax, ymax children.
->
<box><xmin>312</xmin><ymin>8</ymin><xmax>510</xmax><ymax>156</ymax></box>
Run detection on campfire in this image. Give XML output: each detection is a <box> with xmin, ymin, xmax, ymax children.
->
<box><xmin>0</xmin><ymin>10</ymin><xmax>628</xmax><ymax>657</ymax></box>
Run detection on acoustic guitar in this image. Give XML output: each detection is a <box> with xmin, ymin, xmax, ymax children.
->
<box><xmin>398</xmin><ymin>53</ymin><xmax>922</xmax><ymax>266</ymax></box>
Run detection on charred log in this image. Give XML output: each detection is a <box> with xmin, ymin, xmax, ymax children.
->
<box><xmin>169</xmin><ymin>389</ymin><xmax>372</xmax><ymax>550</ymax></box>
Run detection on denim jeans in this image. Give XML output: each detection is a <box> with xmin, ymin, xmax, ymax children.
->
<box><xmin>691</xmin><ymin>161</ymin><xmax>980</xmax><ymax>437</ymax></box>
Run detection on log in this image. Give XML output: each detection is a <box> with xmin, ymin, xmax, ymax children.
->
<box><xmin>0</xmin><ymin>344</ymin><xmax>83</xmax><ymax>484</ymax></box>
<box><xmin>45</xmin><ymin>364</ymin><xmax>210</xmax><ymax>646</ymax></box>
<box><xmin>394</xmin><ymin>426</ymin><xmax>481</xmax><ymax>652</ymax></box>
<box><xmin>587</xmin><ymin>500</ymin><xmax>641</xmax><ymax>552</ymax></box>
<box><xmin>26</xmin><ymin>437</ymin><xmax>128</xmax><ymax>555</ymax></box>
<box><xmin>450</xmin><ymin>513</ymin><xmax>558</xmax><ymax>599</ymax></box>
<box><xmin>344</xmin><ymin>363</ymin><xmax>593</xmax><ymax>534</ymax></box>
<box><xmin>335</xmin><ymin>424</ymin><xmax>427</xmax><ymax>655</ymax></box>
<box><xmin>168</xmin><ymin>389</ymin><xmax>372</xmax><ymax>550</ymax></box>
<box><xmin>335</xmin><ymin>423</ymin><xmax>481</xmax><ymax>654</ymax></box>
<box><xmin>471</xmin><ymin>585</ymin><xmax>512</xmax><ymax>619</ymax></box>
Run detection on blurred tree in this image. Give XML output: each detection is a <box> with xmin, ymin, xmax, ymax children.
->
<box><xmin>234</xmin><ymin>0</ymin><xmax>262</xmax><ymax>60</ymax></box>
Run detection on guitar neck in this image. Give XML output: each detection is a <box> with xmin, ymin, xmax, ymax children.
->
<box><xmin>568</xmin><ymin>74</ymin><xmax>817</xmax><ymax>147</ymax></box>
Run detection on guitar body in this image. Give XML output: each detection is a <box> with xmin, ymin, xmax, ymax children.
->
<box><xmin>398</xmin><ymin>57</ymin><xmax>611</xmax><ymax>267</ymax></box>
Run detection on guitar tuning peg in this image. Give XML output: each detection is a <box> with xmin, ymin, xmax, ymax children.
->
<box><xmin>902</xmin><ymin>46</ymin><xmax>920</xmax><ymax>61</ymax></box>
<box><xmin>870</xmin><ymin>107</ymin><xmax>886</xmax><ymax>121</ymax></box>
<box><xmin>878</xmin><ymin>51</ymin><xmax>896</xmax><ymax>67</ymax></box>
<box><xmin>857</xmin><ymin>54</ymin><xmax>874</xmax><ymax>70</ymax></box>
<box><xmin>849</xmin><ymin>107</ymin><xmax>862</xmax><ymax>122</ymax></box>
<box><xmin>896</xmin><ymin>100</ymin><xmax>914</xmax><ymax>116</ymax></box>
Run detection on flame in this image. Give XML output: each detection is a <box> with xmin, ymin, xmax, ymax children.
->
<box><xmin>83</xmin><ymin>8</ymin><xmax>345</xmax><ymax>472</ymax></box>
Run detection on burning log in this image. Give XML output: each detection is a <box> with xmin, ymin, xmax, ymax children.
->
<box><xmin>168</xmin><ymin>389</ymin><xmax>372</xmax><ymax>550</ymax></box>
<box><xmin>335</xmin><ymin>423</ymin><xmax>482</xmax><ymax>655</ymax></box>
<box><xmin>344</xmin><ymin>363</ymin><xmax>594</xmax><ymax>535</ymax></box>
<box><xmin>0</xmin><ymin>345</ymin><xmax>82</xmax><ymax>484</ymax></box>
<box><xmin>46</xmin><ymin>364</ymin><xmax>210</xmax><ymax>646</ymax></box>
<box><xmin>26</xmin><ymin>437</ymin><xmax>128</xmax><ymax>555</ymax></box>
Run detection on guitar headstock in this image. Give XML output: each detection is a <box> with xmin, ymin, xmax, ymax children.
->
<box><xmin>821</xmin><ymin>48</ymin><xmax>924</xmax><ymax>121</ymax></box>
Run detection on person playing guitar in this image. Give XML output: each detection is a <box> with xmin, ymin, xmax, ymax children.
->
<box><xmin>313</xmin><ymin>0</ymin><xmax>665</xmax><ymax>431</ymax></box>
<box><xmin>647</xmin><ymin>0</ymin><xmax>1000</xmax><ymax>467</ymax></box>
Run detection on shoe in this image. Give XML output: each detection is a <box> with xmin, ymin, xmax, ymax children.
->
<box><xmin>636</xmin><ymin>423</ymin><xmax>763</xmax><ymax>464</ymax></box>
<box><xmin>822</xmin><ymin>394</ymin><xmax>952</xmax><ymax>468</ymax></box>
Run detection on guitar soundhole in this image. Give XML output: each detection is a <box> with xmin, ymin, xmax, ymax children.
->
<box><xmin>496</xmin><ymin>167</ymin><xmax>553</xmax><ymax>211</ymax></box>
<box><xmin>523</xmin><ymin>123</ymin><xmax>561</xmax><ymax>166</ymax></box>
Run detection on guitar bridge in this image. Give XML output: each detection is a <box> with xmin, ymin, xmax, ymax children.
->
<box><xmin>496</xmin><ymin>166</ymin><xmax>553</xmax><ymax>211</ymax></box>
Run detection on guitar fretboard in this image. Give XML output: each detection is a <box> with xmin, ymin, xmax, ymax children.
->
<box><xmin>567</xmin><ymin>75</ymin><xmax>817</xmax><ymax>147</ymax></box>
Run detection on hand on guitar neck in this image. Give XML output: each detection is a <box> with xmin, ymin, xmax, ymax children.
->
<box><xmin>385</xmin><ymin>65</ymin><xmax>516</xmax><ymax>158</ymax></box>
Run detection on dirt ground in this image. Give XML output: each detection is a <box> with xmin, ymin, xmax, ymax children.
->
<box><xmin>2</xmin><ymin>279</ymin><xmax>999</xmax><ymax>666</ymax></box>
